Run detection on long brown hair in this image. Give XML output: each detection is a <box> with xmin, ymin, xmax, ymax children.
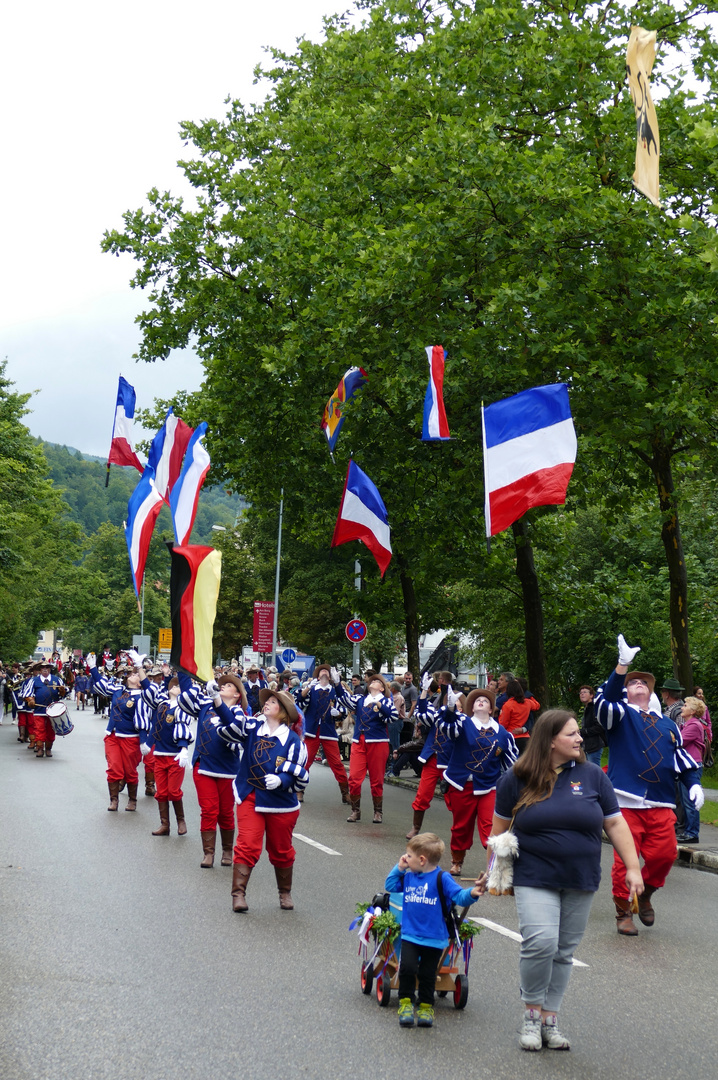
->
<box><xmin>512</xmin><ymin>710</ymin><xmax>584</xmax><ymax>812</ymax></box>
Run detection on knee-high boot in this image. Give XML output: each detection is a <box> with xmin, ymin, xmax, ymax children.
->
<box><xmin>450</xmin><ymin>849</ymin><xmax>466</xmax><ymax>876</ymax></box>
<box><xmin>275</xmin><ymin>865</ymin><xmax>294</xmax><ymax>910</ymax></box>
<box><xmin>406</xmin><ymin>809</ymin><xmax>425</xmax><ymax>840</ymax></box>
<box><xmin>200</xmin><ymin>830</ymin><xmax>216</xmax><ymax>868</ymax></box>
<box><xmin>372</xmin><ymin>797</ymin><xmax>383</xmax><ymax>824</ymax></box>
<box><xmin>107</xmin><ymin>780</ymin><xmax>120</xmax><ymax>811</ymax></box>
<box><xmin>232</xmin><ymin>863</ymin><xmax>252</xmax><ymax>912</ymax></box>
<box><xmin>173</xmin><ymin>799</ymin><xmax>187</xmax><ymax>835</ymax></box>
<box><xmin>144</xmin><ymin>771</ymin><xmax>156</xmax><ymax>797</ymax></box>
<box><xmin>125</xmin><ymin>782</ymin><xmax>138</xmax><ymax>811</ymax></box>
<box><xmin>219</xmin><ymin>829</ymin><xmax>235</xmax><ymax>867</ymax></box>
<box><xmin>637</xmin><ymin>884</ymin><xmax>657</xmax><ymax>926</ymax></box>
<box><xmin>338</xmin><ymin>776</ymin><xmax>351</xmax><ymax>804</ymax></box>
<box><xmin>346</xmin><ymin>798</ymin><xmax>361</xmax><ymax>822</ymax></box>
<box><xmin>613</xmin><ymin>896</ymin><xmax>639</xmax><ymax>936</ymax></box>
<box><xmin>152</xmin><ymin>801</ymin><xmax>170</xmax><ymax>835</ymax></box>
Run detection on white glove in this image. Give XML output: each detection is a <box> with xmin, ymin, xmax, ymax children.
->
<box><xmin>446</xmin><ymin>686</ymin><xmax>459</xmax><ymax>708</ymax></box>
<box><xmin>175</xmin><ymin>748</ymin><xmax>189</xmax><ymax>769</ymax></box>
<box><xmin>86</xmin><ymin>652</ymin><xmax>97</xmax><ymax>669</ymax></box>
<box><xmin>689</xmin><ymin>784</ymin><xmax>705</xmax><ymax>810</ymax></box>
<box><xmin>265</xmin><ymin>774</ymin><xmax>281</xmax><ymax>790</ymax></box>
<box><xmin>209</xmin><ymin>717</ymin><xmax>221</xmax><ymax>727</ymax></box>
<box><xmin>330</xmin><ymin>666</ymin><xmax>341</xmax><ymax>685</ymax></box>
<box><xmin>140</xmin><ymin>742</ymin><xmax>151</xmax><ymax>757</ymax></box>
<box><xmin>330</xmin><ymin>706</ymin><xmax>343</xmax><ymax>717</ymax></box>
<box><xmin>206</xmin><ymin>679</ymin><xmax>219</xmax><ymax>695</ymax></box>
<box><xmin>126</xmin><ymin>649</ymin><xmax>147</xmax><ymax>668</ymax></box>
<box><xmin>421</xmin><ymin>672</ymin><xmax>431</xmax><ymax>691</ymax></box>
<box><xmin>617</xmin><ymin>634</ymin><xmax>641</xmax><ymax>666</ymax></box>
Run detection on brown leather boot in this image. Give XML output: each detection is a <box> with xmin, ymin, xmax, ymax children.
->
<box><xmin>107</xmin><ymin>780</ymin><xmax>121</xmax><ymax>811</ymax></box>
<box><xmin>125</xmin><ymin>783</ymin><xmax>138</xmax><ymax>811</ymax></box>
<box><xmin>637</xmin><ymin>885</ymin><xmax>657</xmax><ymax>927</ymax></box>
<box><xmin>406</xmin><ymin>809</ymin><xmax>425</xmax><ymax>840</ymax></box>
<box><xmin>339</xmin><ymin>779</ymin><xmax>351</xmax><ymax>804</ymax></box>
<box><xmin>200</xmin><ymin>830</ymin><xmax>216</xmax><ymax>868</ymax></box>
<box><xmin>219</xmin><ymin>829</ymin><xmax>235</xmax><ymax>867</ymax></box>
<box><xmin>231</xmin><ymin>863</ymin><xmax>252</xmax><ymax>912</ymax></box>
<box><xmin>614</xmin><ymin>896</ymin><xmax>639</xmax><ymax>936</ymax></box>
<box><xmin>152</xmin><ymin>801</ymin><xmax>170</xmax><ymax>835</ymax></box>
<box><xmin>275</xmin><ymin>865</ymin><xmax>294</xmax><ymax>910</ymax></box>
<box><xmin>144</xmin><ymin>771</ymin><xmax>156</xmax><ymax>797</ymax></box>
<box><xmin>372</xmin><ymin>797</ymin><xmax>383</xmax><ymax>824</ymax></box>
<box><xmin>173</xmin><ymin>800</ymin><xmax>187</xmax><ymax>835</ymax></box>
<box><xmin>45</xmin><ymin>745</ymin><xmax>53</xmax><ymax>758</ymax></box>
<box><xmin>450</xmin><ymin>850</ymin><xmax>466</xmax><ymax>876</ymax></box>
<box><xmin>35</xmin><ymin>742</ymin><xmax>45</xmax><ymax>758</ymax></box>
<box><xmin>346</xmin><ymin>799</ymin><xmax>361</xmax><ymax>822</ymax></box>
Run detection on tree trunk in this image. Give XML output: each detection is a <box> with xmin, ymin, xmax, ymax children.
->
<box><xmin>650</xmin><ymin>438</ymin><xmax>693</xmax><ymax>694</ymax></box>
<box><xmin>399</xmin><ymin>563</ymin><xmax>421</xmax><ymax>678</ymax></box>
<box><xmin>511</xmin><ymin>518</ymin><xmax>549</xmax><ymax>707</ymax></box>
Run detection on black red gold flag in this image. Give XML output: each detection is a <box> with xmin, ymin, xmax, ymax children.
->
<box><xmin>169</xmin><ymin>545</ymin><xmax>222</xmax><ymax>682</ymax></box>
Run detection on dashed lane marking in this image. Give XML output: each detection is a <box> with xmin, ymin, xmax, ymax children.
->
<box><xmin>294</xmin><ymin>833</ymin><xmax>342</xmax><ymax>856</ymax></box>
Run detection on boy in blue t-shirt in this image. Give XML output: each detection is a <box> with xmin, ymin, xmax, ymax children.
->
<box><xmin>385</xmin><ymin>833</ymin><xmax>481</xmax><ymax>1028</ymax></box>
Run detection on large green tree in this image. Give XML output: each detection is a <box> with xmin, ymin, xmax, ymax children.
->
<box><xmin>104</xmin><ymin>0</ymin><xmax>718</xmax><ymax>690</ymax></box>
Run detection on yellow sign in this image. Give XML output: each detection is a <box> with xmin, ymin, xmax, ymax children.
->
<box><xmin>158</xmin><ymin>628</ymin><xmax>173</xmax><ymax>651</ymax></box>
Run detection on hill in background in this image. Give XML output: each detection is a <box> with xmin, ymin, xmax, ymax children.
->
<box><xmin>40</xmin><ymin>440</ymin><xmax>244</xmax><ymax>542</ymax></box>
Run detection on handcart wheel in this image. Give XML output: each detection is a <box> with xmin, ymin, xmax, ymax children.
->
<box><xmin>453</xmin><ymin>973</ymin><xmax>469</xmax><ymax>1010</ymax></box>
<box><xmin>360</xmin><ymin>962</ymin><xmax>374</xmax><ymax>995</ymax></box>
<box><xmin>437</xmin><ymin>990</ymin><xmax>448</xmax><ymax>998</ymax></box>
<box><xmin>376</xmin><ymin>970</ymin><xmax>391</xmax><ymax>1007</ymax></box>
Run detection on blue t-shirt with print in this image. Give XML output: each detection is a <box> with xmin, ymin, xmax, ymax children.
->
<box><xmin>494</xmin><ymin>761</ymin><xmax>620</xmax><ymax>892</ymax></box>
<box><xmin>384</xmin><ymin>865</ymin><xmax>476</xmax><ymax>949</ymax></box>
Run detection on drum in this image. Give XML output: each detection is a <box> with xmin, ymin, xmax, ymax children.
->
<box><xmin>47</xmin><ymin>701</ymin><xmax>74</xmax><ymax>737</ymax></box>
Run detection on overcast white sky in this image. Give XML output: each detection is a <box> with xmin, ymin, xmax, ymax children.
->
<box><xmin>1</xmin><ymin>0</ymin><xmax>350</xmax><ymax>456</ymax></box>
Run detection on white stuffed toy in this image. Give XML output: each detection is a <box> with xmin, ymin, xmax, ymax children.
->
<box><xmin>486</xmin><ymin>831</ymin><xmax>519</xmax><ymax>895</ymax></box>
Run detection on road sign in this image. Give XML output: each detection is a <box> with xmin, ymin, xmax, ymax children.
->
<box><xmin>158</xmin><ymin>628</ymin><xmax>173</xmax><ymax>652</ymax></box>
<box><xmin>253</xmin><ymin>601</ymin><xmax>275</xmax><ymax>652</ymax></box>
<box><xmin>345</xmin><ymin>619</ymin><xmax>367</xmax><ymax>643</ymax></box>
<box><xmin>282</xmin><ymin>648</ymin><xmax>297</xmax><ymax>663</ymax></box>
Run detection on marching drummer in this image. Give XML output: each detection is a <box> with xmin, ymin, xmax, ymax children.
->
<box><xmin>25</xmin><ymin>661</ymin><xmax>67</xmax><ymax>758</ymax></box>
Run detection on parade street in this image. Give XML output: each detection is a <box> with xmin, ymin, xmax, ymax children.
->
<box><xmin>1</xmin><ymin>714</ymin><xmax>717</xmax><ymax>1080</ymax></box>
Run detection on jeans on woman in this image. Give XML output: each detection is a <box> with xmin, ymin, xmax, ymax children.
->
<box><xmin>514</xmin><ymin>886</ymin><xmax>594</xmax><ymax>1012</ymax></box>
<box><xmin>680</xmin><ymin>764</ymin><xmax>703</xmax><ymax>837</ymax></box>
<box><xmin>586</xmin><ymin>748</ymin><xmax>603</xmax><ymax>767</ymax></box>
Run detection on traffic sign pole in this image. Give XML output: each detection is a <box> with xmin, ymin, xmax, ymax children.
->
<box><xmin>353</xmin><ymin>561</ymin><xmax>361</xmax><ymax>675</ymax></box>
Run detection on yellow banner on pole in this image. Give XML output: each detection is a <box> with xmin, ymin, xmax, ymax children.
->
<box><xmin>158</xmin><ymin>628</ymin><xmax>173</xmax><ymax>651</ymax></box>
<box><xmin>626</xmin><ymin>26</ymin><xmax>660</xmax><ymax>207</ymax></box>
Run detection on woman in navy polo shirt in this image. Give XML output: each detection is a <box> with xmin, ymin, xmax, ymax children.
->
<box><xmin>482</xmin><ymin>710</ymin><xmax>643</xmax><ymax>1053</ymax></box>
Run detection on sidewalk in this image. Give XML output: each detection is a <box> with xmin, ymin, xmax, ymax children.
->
<box><xmin>384</xmin><ymin>773</ymin><xmax>718</xmax><ymax>875</ymax></box>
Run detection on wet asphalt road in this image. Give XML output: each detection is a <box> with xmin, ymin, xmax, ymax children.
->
<box><xmin>1</xmin><ymin>713</ymin><xmax>717</xmax><ymax>1080</ymax></box>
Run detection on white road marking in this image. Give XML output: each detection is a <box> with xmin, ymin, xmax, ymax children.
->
<box><xmin>294</xmin><ymin>833</ymin><xmax>342</xmax><ymax>856</ymax></box>
<box><xmin>469</xmin><ymin>917</ymin><xmax>589</xmax><ymax>968</ymax></box>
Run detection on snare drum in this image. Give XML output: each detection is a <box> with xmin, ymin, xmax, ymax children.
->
<box><xmin>46</xmin><ymin>701</ymin><xmax>74</xmax><ymax>737</ymax></box>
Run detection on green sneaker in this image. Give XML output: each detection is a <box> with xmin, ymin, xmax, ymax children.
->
<box><xmin>416</xmin><ymin>1003</ymin><xmax>434</xmax><ymax>1027</ymax></box>
<box><xmin>398</xmin><ymin>998</ymin><xmax>415</xmax><ymax>1027</ymax></box>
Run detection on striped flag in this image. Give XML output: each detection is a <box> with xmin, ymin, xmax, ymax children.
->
<box><xmin>124</xmin><ymin>465</ymin><xmax>164</xmax><ymax>595</ymax></box>
<box><xmin>331</xmin><ymin>460</ymin><xmax>392</xmax><ymax>577</ymax></box>
<box><xmin>421</xmin><ymin>346</ymin><xmax>450</xmax><ymax>441</ymax></box>
<box><xmin>147</xmin><ymin>408</ymin><xmax>194</xmax><ymax>504</ymax></box>
<box><xmin>169</xmin><ymin>545</ymin><xmax>222</xmax><ymax>682</ymax></box>
<box><xmin>482</xmin><ymin>383</ymin><xmax>577</xmax><ymax>538</ymax></box>
<box><xmin>321</xmin><ymin>367</ymin><xmax>368</xmax><ymax>455</ymax></box>
<box><xmin>169</xmin><ymin>423</ymin><xmax>211</xmax><ymax>546</ymax></box>
<box><xmin>107</xmin><ymin>376</ymin><xmax>143</xmax><ymax>474</ymax></box>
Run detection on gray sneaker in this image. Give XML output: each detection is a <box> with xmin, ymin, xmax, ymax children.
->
<box><xmin>519</xmin><ymin>1008</ymin><xmax>542</xmax><ymax>1051</ymax></box>
<box><xmin>541</xmin><ymin>1013</ymin><xmax>571</xmax><ymax>1050</ymax></box>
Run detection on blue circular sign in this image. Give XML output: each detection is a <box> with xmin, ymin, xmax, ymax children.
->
<box><xmin>345</xmin><ymin>619</ymin><xmax>367</xmax><ymax>643</ymax></box>
<box><xmin>282</xmin><ymin>648</ymin><xmax>297</xmax><ymax>663</ymax></box>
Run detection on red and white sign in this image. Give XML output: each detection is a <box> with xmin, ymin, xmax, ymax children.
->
<box><xmin>253</xmin><ymin>601</ymin><xmax>275</xmax><ymax>652</ymax></box>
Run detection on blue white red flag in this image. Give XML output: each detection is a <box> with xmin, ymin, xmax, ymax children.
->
<box><xmin>108</xmin><ymin>376</ymin><xmax>143</xmax><ymax>473</ymax></box>
<box><xmin>147</xmin><ymin>408</ymin><xmax>195</xmax><ymax>504</ymax></box>
<box><xmin>331</xmin><ymin>460</ymin><xmax>391</xmax><ymax>577</ymax></box>
<box><xmin>482</xmin><ymin>383</ymin><xmax>577</xmax><ymax>537</ymax></box>
<box><xmin>421</xmin><ymin>346</ymin><xmax>450</xmax><ymax>440</ymax></box>
<box><xmin>169</xmin><ymin>422</ymin><xmax>211</xmax><ymax>546</ymax></box>
<box><xmin>125</xmin><ymin>465</ymin><xmax>164</xmax><ymax>596</ymax></box>
<box><xmin>321</xmin><ymin>367</ymin><xmax>368</xmax><ymax>454</ymax></box>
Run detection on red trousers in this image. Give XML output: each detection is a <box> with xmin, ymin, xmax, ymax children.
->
<box><xmin>234</xmin><ymin>791</ymin><xmax>299</xmax><ymax>868</ymax></box>
<box><xmin>144</xmin><ymin>748</ymin><xmax>156</xmax><ymax>774</ymax></box>
<box><xmin>104</xmin><ymin>733</ymin><xmax>141</xmax><ymax>784</ymax></box>
<box><xmin>348</xmin><ymin>736</ymin><xmax>387</xmax><ymax>800</ymax></box>
<box><xmin>612</xmin><ymin>806</ymin><xmax>678</xmax><ymax>900</ymax></box>
<box><xmin>193</xmin><ymin>764</ymin><xmax>235</xmax><ymax>830</ymax></box>
<box><xmin>412</xmin><ymin>755</ymin><xmax>443</xmax><ymax>812</ymax></box>
<box><xmin>18</xmin><ymin>710</ymin><xmax>32</xmax><ymax>732</ymax></box>
<box><xmin>445</xmin><ymin>782</ymin><xmax>495</xmax><ymax>850</ymax></box>
<box><xmin>31</xmin><ymin>714</ymin><xmax>56</xmax><ymax>747</ymax></box>
<box><xmin>304</xmin><ymin>736</ymin><xmax>349</xmax><ymax>789</ymax></box>
<box><xmin>154</xmin><ymin>755</ymin><xmax>185</xmax><ymax>802</ymax></box>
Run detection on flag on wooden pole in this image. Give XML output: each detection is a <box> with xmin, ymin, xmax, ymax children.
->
<box><xmin>169</xmin><ymin>545</ymin><xmax>222</xmax><ymax>682</ymax></box>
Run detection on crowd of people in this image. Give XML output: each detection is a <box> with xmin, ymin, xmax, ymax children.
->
<box><xmin>1</xmin><ymin>634</ymin><xmax>714</xmax><ymax>1050</ymax></box>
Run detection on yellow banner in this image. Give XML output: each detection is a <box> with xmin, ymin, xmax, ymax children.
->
<box><xmin>627</xmin><ymin>26</ymin><xmax>660</xmax><ymax>207</ymax></box>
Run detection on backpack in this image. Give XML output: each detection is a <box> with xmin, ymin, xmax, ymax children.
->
<box><xmin>436</xmin><ymin>869</ymin><xmax>462</xmax><ymax>947</ymax></box>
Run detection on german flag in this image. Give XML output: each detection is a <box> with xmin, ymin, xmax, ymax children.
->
<box><xmin>169</xmin><ymin>545</ymin><xmax>222</xmax><ymax>682</ymax></box>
